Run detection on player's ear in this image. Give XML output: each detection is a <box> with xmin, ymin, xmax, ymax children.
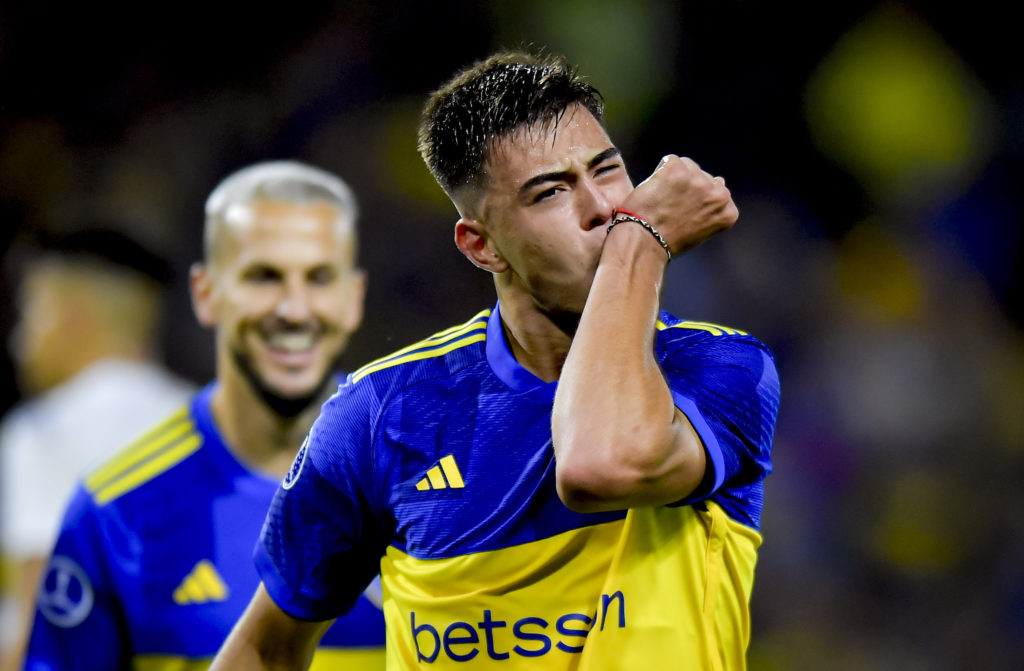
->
<box><xmin>189</xmin><ymin>262</ymin><xmax>217</xmax><ymax>327</ymax></box>
<box><xmin>454</xmin><ymin>218</ymin><xmax>508</xmax><ymax>273</ymax></box>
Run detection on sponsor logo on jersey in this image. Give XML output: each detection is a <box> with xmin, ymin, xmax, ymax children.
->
<box><xmin>283</xmin><ymin>434</ymin><xmax>310</xmax><ymax>490</ymax></box>
<box><xmin>415</xmin><ymin>455</ymin><xmax>465</xmax><ymax>491</ymax></box>
<box><xmin>172</xmin><ymin>560</ymin><xmax>229</xmax><ymax>605</ymax></box>
<box><xmin>410</xmin><ymin>592</ymin><xmax>626</xmax><ymax>662</ymax></box>
<box><xmin>39</xmin><ymin>556</ymin><xmax>94</xmax><ymax>628</ymax></box>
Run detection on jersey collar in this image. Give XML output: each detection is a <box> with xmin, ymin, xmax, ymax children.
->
<box><xmin>485</xmin><ymin>301</ymin><xmax>557</xmax><ymax>398</ymax></box>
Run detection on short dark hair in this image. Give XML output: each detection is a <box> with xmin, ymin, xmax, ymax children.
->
<box><xmin>418</xmin><ymin>50</ymin><xmax>605</xmax><ymax>200</ymax></box>
<box><xmin>28</xmin><ymin>226</ymin><xmax>172</xmax><ymax>284</ymax></box>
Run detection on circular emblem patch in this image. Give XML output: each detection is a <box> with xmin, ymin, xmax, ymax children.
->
<box><xmin>39</xmin><ymin>555</ymin><xmax>94</xmax><ymax>628</ymax></box>
<box><xmin>283</xmin><ymin>434</ymin><xmax>310</xmax><ymax>490</ymax></box>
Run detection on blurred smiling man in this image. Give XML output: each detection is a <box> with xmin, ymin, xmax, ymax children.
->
<box><xmin>21</xmin><ymin>161</ymin><xmax>385</xmax><ymax>670</ymax></box>
<box><xmin>206</xmin><ymin>196</ymin><xmax>357</xmax><ymax>419</ymax></box>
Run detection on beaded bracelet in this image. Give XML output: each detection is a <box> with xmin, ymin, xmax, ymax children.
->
<box><xmin>606</xmin><ymin>209</ymin><xmax>672</xmax><ymax>261</ymax></box>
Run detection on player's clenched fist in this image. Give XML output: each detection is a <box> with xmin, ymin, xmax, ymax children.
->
<box><xmin>618</xmin><ymin>155</ymin><xmax>738</xmax><ymax>257</ymax></box>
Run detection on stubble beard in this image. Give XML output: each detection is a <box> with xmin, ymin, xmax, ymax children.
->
<box><xmin>230</xmin><ymin>347</ymin><xmax>338</xmax><ymax>419</ymax></box>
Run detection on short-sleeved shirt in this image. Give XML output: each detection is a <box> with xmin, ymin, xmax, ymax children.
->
<box><xmin>24</xmin><ymin>384</ymin><xmax>386</xmax><ymax>670</ymax></box>
<box><xmin>257</xmin><ymin>304</ymin><xmax>779</xmax><ymax>670</ymax></box>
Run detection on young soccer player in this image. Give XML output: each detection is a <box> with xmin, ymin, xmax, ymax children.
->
<box><xmin>215</xmin><ymin>52</ymin><xmax>780</xmax><ymax>670</ymax></box>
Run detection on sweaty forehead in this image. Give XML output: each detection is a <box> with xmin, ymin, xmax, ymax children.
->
<box><xmin>483</xmin><ymin>106</ymin><xmax>612</xmax><ymax>187</ymax></box>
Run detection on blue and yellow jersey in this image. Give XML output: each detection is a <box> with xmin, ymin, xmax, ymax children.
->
<box><xmin>258</xmin><ymin>304</ymin><xmax>779</xmax><ymax>670</ymax></box>
<box><xmin>24</xmin><ymin>384</ymin><xmax>385</xmax><ymax>671</ymax></box>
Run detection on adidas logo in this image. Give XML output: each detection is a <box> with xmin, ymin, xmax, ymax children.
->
<box><xmin>416</xmin><ymin>455</ymin><xmax>465</xmax><ymax>491</ymax></box>
<box><xmin>173</xmin><ymin>560</ymin><xmax>228</xmax><ymax>605</ymax></box>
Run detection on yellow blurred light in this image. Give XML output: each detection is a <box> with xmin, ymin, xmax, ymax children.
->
<box><xmin>805</xmin><ymin>6</ymin><xmax>992</xmax><ymax>197</ymax></box>
<box><xmin>836</xmin><ymin>220</ymin><xmax>925</xmax><ymax>325</ymax></box>
<box><xmin>870</xmin><ymin>471</ymin><xmax>968</xmax><ymax>577</ymax></box>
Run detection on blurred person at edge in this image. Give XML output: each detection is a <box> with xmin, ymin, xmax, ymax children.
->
<box><xmin>0</xmin><ymin>226</ymin><xmax>195</xmax><ymax>670</ymax></box>
<box><xmin>19</xmin><ymin>161</ymin><xmax>385</xmax><ymax>670</ymax></box>
<box><xmin>214</xmin><ymin>52</ymin><xmax>779</xmax><ymax>670</ymax></box>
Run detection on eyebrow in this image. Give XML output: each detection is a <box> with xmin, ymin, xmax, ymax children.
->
<box><xmin>517</xmin><ymin>147</ymin><xmax>622</xmax><ymax>196</ymax></box>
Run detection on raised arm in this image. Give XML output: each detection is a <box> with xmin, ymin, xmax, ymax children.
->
<box><xmin>552</xmin><ymin>156</ymin><xmax>738</xmax><ymax>512</ymax></box>
<box><xmin>210</xmin><ymin>583</ymin><xmax>333</xmax><ymax>671</ymax></box>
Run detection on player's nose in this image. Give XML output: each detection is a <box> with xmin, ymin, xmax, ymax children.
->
<box><xmin>579</xmin><ymin>179</ymin><xmax>614</xmax><ymax>231</ymax></box>
<box><xmin>275</xmin><ymin>278</ymin><xmax>314</xmax><ymax>323</ymax></box>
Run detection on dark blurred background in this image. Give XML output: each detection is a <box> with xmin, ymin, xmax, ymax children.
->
<box><xmin>2</xmin><ymin>1</ymin><xmax>1022</xmax><ymax>667</ymax></box>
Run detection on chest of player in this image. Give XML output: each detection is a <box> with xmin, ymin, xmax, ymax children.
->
<box><xmin>103</xmin><ymin>484</ymin><xmax>268</xmax><ymax>656</ymax></box>
<box><xmin>108</xmin><ymin>477</ymin><xmax>378</xmax><ymax>655</ymax></box>
<box><xmin>381</xmin><ymin>388</ymin><xmax>623</xmax><ymax>560</ymax></box>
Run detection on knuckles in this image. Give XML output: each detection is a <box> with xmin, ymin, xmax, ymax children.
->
<box><xmin>658</xmin><ymin>156</ymin><xmax>724</xmax><ymax>197</ymax></box>
<box><xmin>634</xmin><ymin>154</ymin><xmax>739</xmax><ymax>235</ymax></box>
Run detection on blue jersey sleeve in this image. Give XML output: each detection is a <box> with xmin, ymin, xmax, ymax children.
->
<box><xmin>23</xmin><ymin>486</ymin><xmax>127</xmax><ymax>671</ymax></box>
<box><xmin>659</xmin><ymin>329</ymin><xmax>780</xmax><ymax>525</ymax></box>
<box><xmin>255</xmin><ymin>381</ymin><xmax>388</xmax><ymax>622</ymax></box>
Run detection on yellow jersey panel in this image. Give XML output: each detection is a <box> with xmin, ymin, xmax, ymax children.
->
<box><xmin>380</xmin><ymin>501</ymin><xmax>760</xmax><ymax>669</ymax></box>
<box><xmin>579</xmin><ymin>501</ymin><xmax>761</xmax><ymax>671</ymax></box>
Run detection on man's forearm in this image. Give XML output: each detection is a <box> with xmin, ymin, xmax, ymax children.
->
<box><xmin>552</xmin><ymin>221</ymin><xmax>704</xmax><ymax>512</ymax></box>
<box><xmin>210</xmin><ymin>584</ymin><xmax>330</xmax><ymax>671</ymax></box>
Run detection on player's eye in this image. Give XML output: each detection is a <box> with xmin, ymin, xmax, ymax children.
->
<box><xmin>242</xmin><ymin>267</ymin><xmax>281</xmax><ymax>283</ymax></box>
<box><xmin>533</xmin><ymin>187</ymin><xmax>561</xmax><ymax>203</ymax></box>
<box><xmin>308</xmin><ymin>267</ymin><xmax>336</xmax><ymax>285</ymax></box>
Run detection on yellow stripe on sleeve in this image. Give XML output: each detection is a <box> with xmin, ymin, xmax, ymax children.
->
<box><xmin>93</xmin><ymin>433</ymin><xmax>202</xmax><ymax>504</ymax></box>
<box><xmin>684</xmin><ymin>320</ymin><xmax>747</xmax><ymax>335</ymax></box>
<box><xmin>657</xmin><ymin>320</ymin><xmax>748</xmax><ymax>336</ymax></box>
<box><xmin>351</xmin><ymin>311</ymin><xmax>489</xmax><ymax>383</ymax></box>
<box><xmin>423</xmin><ymin>309</ymin><xmax>491</xmax><ymax>342</ymax></box>
<box><xmin>680</xmin><ymin>323</ymin><xmax>723</xmax><ymax>336</ymax></box>
<box><xmin>85</xmin><ymin>412</ymin><xmax>192</xmax><ymax>492</ymax></box>
<box><xmin>351</xmin><ymin>332</ymin><xmax>487</xmax><ymax>383</ymax></box>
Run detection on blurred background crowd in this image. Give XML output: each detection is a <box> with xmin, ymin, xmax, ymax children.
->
<box><xmin>1</xmin><ymin>1</ymin><xmax>1021</xmax><ymax>668</ymax></box>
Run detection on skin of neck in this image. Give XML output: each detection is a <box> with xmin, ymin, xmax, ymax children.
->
<box><xmin>209</xmin><ymin>363</ymin><xmax>328</xmax><ymax>478</ymax></box>
<box><xmin>456</xmin><ymin>184</ymin><xmax>581</xmax><ymax>385</ymax></box>
<box><xmin>492</xmin><ymin>276</ymin><xmax>577</xmax><ymax>384</ymax></box>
